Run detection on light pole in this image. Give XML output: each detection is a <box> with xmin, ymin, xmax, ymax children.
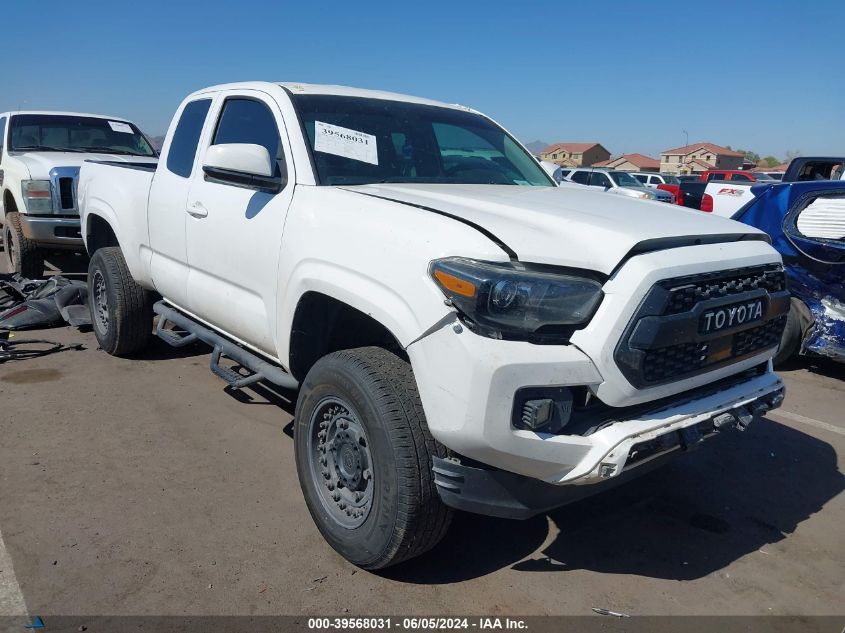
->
<box><xmin>683</xmin><ymin>129</ymin><xmax>689</xmax><ymax>147</ymax></box>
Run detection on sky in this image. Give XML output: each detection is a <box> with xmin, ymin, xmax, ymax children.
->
<box><xmin>4</xmin><ymin>1</ymin><xmax>843</xmax><ymax>160</ymax></box>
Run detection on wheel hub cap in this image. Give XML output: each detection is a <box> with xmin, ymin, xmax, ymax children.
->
<box><xmin>92</xmin><ymin>271</ymin><xmax>109</xmax><ymax>333</ymax></box>
<box><xmin>308</xmin><ymin>398</ymin><xmax>374</xmax><ymax>529</ymax></box>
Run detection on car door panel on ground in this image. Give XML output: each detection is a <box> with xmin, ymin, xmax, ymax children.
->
<box><xmin>148</xmin><ymin>98</ymin><xmax>213</xmax><ymax>308</ymax></box>
<box><xmin>185</xmin><ymin>90</ymin><xmax>295</xmax><ymax>355</ymax></box>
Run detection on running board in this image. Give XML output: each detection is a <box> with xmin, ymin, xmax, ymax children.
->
<box><xmin>153</xmin><ymin>301</ymin><xmax>299</xmax><ymax>391</ymax></box>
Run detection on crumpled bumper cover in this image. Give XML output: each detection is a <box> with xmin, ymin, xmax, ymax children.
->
<box><xmin>432</xmin><ymin>376</ymin><xmax>785</xmax><ymax>519</ymax></box>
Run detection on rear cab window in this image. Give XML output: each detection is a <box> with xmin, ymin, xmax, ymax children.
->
<box><xmin>167</xmin><ymin>99</ymin><xmax>212</xmax><ymax>178</ymax></box>
<box><xmin>0</xmin><ymin>116</ymin><xmax>6</xmax><ymax>163</ymax></box>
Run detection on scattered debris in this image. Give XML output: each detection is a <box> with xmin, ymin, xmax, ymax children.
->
<box><xmin>592</xmin><ymin>608</ymin><xmax>630</xmax><ymax>618</ymax></box>
<box><xmin>24</xmin><ymin>616</ymin><xmax>45</xmax><ymax>629</ymax></box>
<box><xmin>312</xmin><ymin>575</ymin><xmax>328</xmax><ymax>584</ymax></box>
<box><xmin>258</xmin><ymin>583</ymin><xmax>268</xmax><ymax>593</ymax></box>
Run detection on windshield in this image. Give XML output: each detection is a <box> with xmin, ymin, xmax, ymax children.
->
<box><xmin>610</xmin><ymin>171</ymin><xmax>643</xmax><ymax>187</ymax></box>
<box><xmin>292</xmin><ymin>95</ymin><xmax>553</xmax><ymax>186</ymax></box>
<box><xmin>9</xmin><ymin>114</ymin><xmax>155</xmax><ymax>156</ymax></box>
<box><xmin>662</xmin><ymin>174</ymin><xmax>680</xmax><ymax>185</ymax></box>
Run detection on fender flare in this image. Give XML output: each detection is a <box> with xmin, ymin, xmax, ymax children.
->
<box><xmin>276</xmin><ymin>259</ymin><xmax>447</xmax><ymax>365</ymax></box>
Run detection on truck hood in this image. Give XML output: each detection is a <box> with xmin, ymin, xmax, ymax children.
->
<box><xmin>12</xmin><ymin>152</ymin><xmax>157</xmax><ymax>179</ymax></box>
<box><xmin>344</xmin><ymin>183</ymin><xmax>766</xmax><ymax>274</ymax></box>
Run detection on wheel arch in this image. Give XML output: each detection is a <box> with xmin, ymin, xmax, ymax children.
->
<box><xmin>3</xmin><ymin>188</ymin><xmax>19</xmax><ymax>216</ymax></box>
<box><xmin>85</xmin><ymin>213</ymin><xmax>121</xmax><ymax>255</ymax></box>
<box><xmin>287</xmin><ymin>291</ymin><xmax>407</xmax><ymax>381</ymax></box>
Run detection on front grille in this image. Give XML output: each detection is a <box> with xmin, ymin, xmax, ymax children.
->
<box><xmin>643</xmin><ymin>340</ymin><xmax>710</xmax><ymax>383</ymax></box>
<box><xmin>58</xmin><ymin>177</ymin><xmax>75</xmax><ymax>209</ymax></box>
<box><xmin>733</xmin><ymin>316</ymin><xmax>787</xmax><ymax>357</ymax></box>
<box><xmin>665</xmin><ymin>266</ymin><xmax>787</xmax><ymax>314</ymax></box>
<box><xmin>615</xmin><ymin>265</ymin><xmax>789</xmax><ymax>387</ymax></box>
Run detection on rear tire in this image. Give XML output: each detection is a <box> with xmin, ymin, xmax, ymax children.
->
<box><xmin>4</xmin><ymin>212</ymin><xmax>44</xmax><ymax>278</ymax></box>
<box><xmin>294</xmin><ymin>346</ymin><xmax>452</xmax><ymax>569</ymax></box>
<box><xmin>87</xmin><ymin>247</ymin><xmax>153</xmax><ymax>356</ymax></box>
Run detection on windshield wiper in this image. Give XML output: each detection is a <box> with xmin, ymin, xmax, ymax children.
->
<box><xmin>81</xmin><ymin>146</ymin><xmax>145</xmax><ymax>156</ymax></box>
<box><xmin>12</xmin><ymin>145</ymin><xmax>87</xmax><ymax>152</ymax></box>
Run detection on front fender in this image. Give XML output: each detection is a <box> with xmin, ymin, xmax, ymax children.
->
<box><xmin>275</xmin><ymin>258</ymin><xmax>450</xmax><ymax>365</ymax></box>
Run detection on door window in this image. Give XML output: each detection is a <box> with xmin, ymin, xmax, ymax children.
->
<box><xmin>167</xmin><ymin>99</ymin><xmax>212</xmax><ymax>178</ymax></box>
<box><xmin>634</xmin><ymin>174</ymin><xmax>648</xmax><ymax>184</ymax></box>
<box><xmin>570</xmin><ymin>171</ymin><xmax>589</xmax><ymax>184</ymax></box>
<box><xmin>589</xmin><ymin>172</ymin><xmax>611</xmax><ymax>188</ymax></box>
<box><xmin>0</xmin><ymin>116</ymin><xmax>5</xmax><ymax>163</ymax></box>
<box><xmin>212</xmin><ymin>98</ymin><xmax>281</xmax><ymax>161</ymax></box>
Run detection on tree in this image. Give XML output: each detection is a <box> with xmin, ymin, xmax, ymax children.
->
<box><xmin>785</xmin><ymin>149</ymin><xmax>802</xmax><ymax>161</ymax></box>
<box><xmin>760</xmin><ymin>156</ymin><xmax>781</xmax><ymax>168</ymax></box>
<box><xmin>737</xmin><ymin>149</ymin><xmax>760</xmax><ymax>164</ymax></box>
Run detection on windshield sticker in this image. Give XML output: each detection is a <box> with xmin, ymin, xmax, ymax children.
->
<box><xmin>108</xmin><ymin>121</ymin><xmax>134</xmax><ymax>134</ymax></box>
<box><xmin>314</xmin><ymin>121</ymin><xmax>378</xmax><ymax>165</ymax></box>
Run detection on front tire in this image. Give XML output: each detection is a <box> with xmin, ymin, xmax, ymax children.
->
<box><xmin>294</xmin><ymin>347</ymin><xmax>452</xmax><ymax>569</ymax></box>
<box><xmin>773</xmin><ymin>298</ymin><xmax>810</xmax><ymax>367</ymax></box>
<box><xmin>87</xmin><ymin>247</ymin><xmax>153</xmax><ymax>356</ymax></box>
<box><xmin>4</xmin><ymin>212</ymin><xmax>44</xmax><ymax>278</ymax></box>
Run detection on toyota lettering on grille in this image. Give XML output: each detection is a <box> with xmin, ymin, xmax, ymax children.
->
<box><xmin>700</xmin><ymin>299</ymin><xmax>765</xmax><ymax>335</ymax></box>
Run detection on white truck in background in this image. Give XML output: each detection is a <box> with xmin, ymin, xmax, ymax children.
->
<box><xmin>0</xmin><ymin>111</ymin><xmax>157</xmax><ymax>277</ymax></box>
<box><xmin>704</xmin><ymin>182</ymin><xmax>758</xmax><ymax>217</ymax></box>
<box><xmin>78</xmin><ymin>81</ymin><xmax>788</xmax><ymax>569</ymax></box>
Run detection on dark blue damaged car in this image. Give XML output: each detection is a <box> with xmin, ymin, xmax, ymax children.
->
<box><xmin>733</xmin><ymin>181</ymin><xmax>845</xmax><ymax>365</ymax></box>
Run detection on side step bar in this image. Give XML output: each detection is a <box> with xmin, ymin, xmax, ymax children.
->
<box><xmin>153</xmin><ymin>301</ymin><xmax>299</xmax><ymax>391</ymax></box>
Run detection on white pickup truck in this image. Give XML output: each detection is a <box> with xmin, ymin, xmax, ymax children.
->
<box><xmin>0</xmin><ymin>110</ymin><xmax>157</xmax><ymax>276</ymax></box>
<box><xmin>704</xmin><ymin>181</ymin><xmax>758</xmax><ymax>217</ymax></box>
<box><xmin>78</xmin><ymin>82</ymin><xmax>788</xmax><ymax>569</ymax></box>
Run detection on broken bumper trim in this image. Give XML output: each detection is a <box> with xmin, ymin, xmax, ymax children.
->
<box><xmin>433</xmin><ymin>382</ymin><xmax>785</xmax><ymax>519</ymax></box>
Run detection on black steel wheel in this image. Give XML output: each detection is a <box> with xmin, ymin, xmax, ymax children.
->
<box><xmin>294</xmin><ymin>347</ymin><xmax>452</xmax><ymax>569</ymax></box>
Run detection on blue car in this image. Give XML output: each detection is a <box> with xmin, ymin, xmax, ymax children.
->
<box><xmin>733</xmin><ymin>181</ymin><xmax>845</xmax><ymax>365</ymax></box>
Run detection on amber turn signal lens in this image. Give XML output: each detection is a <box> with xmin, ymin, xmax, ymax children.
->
<box><xmin>433</xmin><ymin>270</ymin><xmax>477</xmax><ymax>298</ymax></box>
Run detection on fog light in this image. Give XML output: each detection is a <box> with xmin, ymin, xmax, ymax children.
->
<box><xmin>522</xmin><ymin>399</ymin><xmax>553</xmax><ymax>430</ymax></box>
<box><xmin>513</xmin><ymin>387</ymin><xmax>574</xmax><ymax>433</ymax></box>
<box><xmin>599</xmin><ymin>463</ymin><xmax>617</xmax><ymax>478</ymax></box>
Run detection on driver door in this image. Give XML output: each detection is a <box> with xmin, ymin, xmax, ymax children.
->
<box><xmin>184</xmin><ymin>90</ymin><xmax>295</xmax><ymax>355</ymax></box>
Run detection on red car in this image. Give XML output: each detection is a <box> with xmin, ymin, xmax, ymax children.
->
<box><xmin>699</xmin><ymin>170</ymin><xmax>775</xmax><ymax>183</ymax></box>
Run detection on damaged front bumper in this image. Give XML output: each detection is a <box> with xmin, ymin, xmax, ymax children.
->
<box><xmin>432</xmin><ymin>371</ymin><xmax>784</xmax><ymax>519</ymax></box>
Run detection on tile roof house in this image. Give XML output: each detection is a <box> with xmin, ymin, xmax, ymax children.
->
<box><xmin>660</xmin><ymin>142</ymin><xmax>744</xmax><ymax>174</ymax></box>
<box><xmin>539</xmin><ymin>142</ymin><xmax>610</xmax><ymax>168</ymax></box>
<box><xmin>592</xmin><ymin>153</ymin><xmax>660</xmax><ymax>172</ymax></box>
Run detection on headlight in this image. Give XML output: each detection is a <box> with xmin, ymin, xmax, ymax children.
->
<box><xmin>21</xmin><ymin>180</ymin><xmax>54</xmax><ymax>214</ymax></box>
<box><xmin>429</xmin><ymin>257</ymin><xmax>603</xmax><ymax>342</ymax></box>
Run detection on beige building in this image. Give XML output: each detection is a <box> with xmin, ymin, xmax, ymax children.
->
<box><xmin>660</xmin><ymin>142</ymin><xmax>744</xmax><ymax>175</ymax></box>
<box><xmin>593</xmin><ymin>153</ymin><xmax>660</xmax><ymax>172</ymax></box>
<box><xmin>539</xmin><ymin>142</ymin><xmax>610</xmax><ymax>168</ymax></box>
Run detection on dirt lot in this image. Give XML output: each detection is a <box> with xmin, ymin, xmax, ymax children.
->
<box><xmin>0</xmin><ymin>259</ymin><xmax>843</xmax><ymax>618</ymax></box>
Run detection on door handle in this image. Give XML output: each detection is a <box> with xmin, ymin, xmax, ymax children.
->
<box><xmin>186</xmin><ymin>201</ymin><xmax>208</xmax><ymax>218</ymax></box>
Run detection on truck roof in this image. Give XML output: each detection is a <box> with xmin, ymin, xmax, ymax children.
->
<box><xmin>0</xmin><ymin>110</ymin><xmax>133</xmax><ymax>121</ymax></box>
<box><xmin>190</xmin><ymin>81</ymin><xmax>470</xmax><ymax>111</ymax></box>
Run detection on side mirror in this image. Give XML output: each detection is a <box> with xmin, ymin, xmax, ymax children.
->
<box><xmin>202</xmin><ymin>143</ymin><xmax>284</xmax><ymax>192</ymax></box>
